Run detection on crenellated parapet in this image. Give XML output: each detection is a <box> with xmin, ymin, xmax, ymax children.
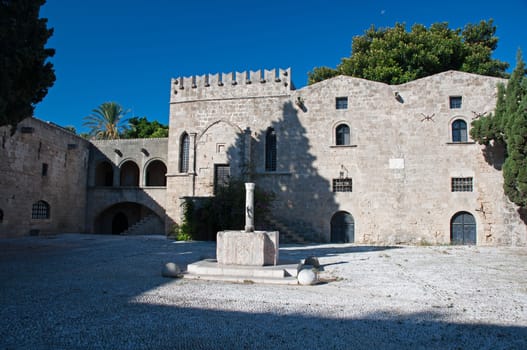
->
<box><xmin>170</xmin><ymin>68</ymin><xmax>292</xmax><ymax>102</ymax></box>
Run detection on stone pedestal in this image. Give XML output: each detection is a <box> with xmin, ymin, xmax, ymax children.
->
<box><xmin>217</xmin><ymin>230</ymin><xmax>279</xmax><ymax>266</ymax></box>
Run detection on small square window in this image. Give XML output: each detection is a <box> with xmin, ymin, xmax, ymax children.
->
<box><xmin>333</xmin><ymin>178</ymin><xmax>352</xmax><ymax>192</ymax></box>
<box><xmin>450</xmin><ymin>96</ymin><xmax>462</xmax><ymax>109</ymax></box>
<box><xmin>336</xmin><ymin>97</ymin><xmax>348</xmax><ymax>110</ymax></box>
<box><xmin>451</xmin><ymin>177</ymin><xmax>473</xmax><ymax>192</ymax></box>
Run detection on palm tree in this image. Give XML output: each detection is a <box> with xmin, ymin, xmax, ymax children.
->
<box><xmin>83</xmin><ymin>102</ymin><xmax>129</xmax><ymax>139</ymax></box>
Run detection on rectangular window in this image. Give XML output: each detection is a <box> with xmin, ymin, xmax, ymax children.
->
<box><xmin>336</xmin><ymin>97</ymin><xmax>348</xmax><ymax>110</ymax></box>
<box><xmin>450</xmin><ymin>96</ymin><xmax>462</xmax><ymax>109</ymax></box>
<box><xmin>214</xmin><ymin>164</ymin><xmax>230</xmax><ymax>193</ymax></box>
<box><xmin>41</xmin><ymin>163</ymin><xmax>48</xmax><ymax>176</ymax></box>
<box><xmin>451</xmin><ymin>177</ymin><xmax>473</xmax><ymax>192</ymax></box>
<box><xmin>333</xmin><ymin>178</ymin><xmax>352</xmax><ymax>192</ymax></box>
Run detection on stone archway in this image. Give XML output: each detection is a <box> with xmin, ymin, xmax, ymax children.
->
<box><xmin>112</xmin><ymin>212</ymin><xmax>128</xmax><ymax>234</ymax></box>
<box><xmin>330</xmin><ymin>211</ymin><xmax>355</xmax><ymax>243</ymax></box>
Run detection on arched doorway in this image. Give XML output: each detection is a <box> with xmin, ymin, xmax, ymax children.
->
<box><xmin>330</xmin><ymin>211</ymin><xmax>354</xmax><ymax>243</ymax></box>
<box><xmin>112</xmin><ymin>212</ymin><xmax>128</xmax><ymax>234</ymax></box>
<box><xmin>450</xmin><ymin>211</ymin><xmax>476</xmax><ymax>245</ymax></box>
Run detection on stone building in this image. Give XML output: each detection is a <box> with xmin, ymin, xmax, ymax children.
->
<box><xmin>166</xmin><ymin>69</ymin><xmax>526</xmax><ymax>245</ymax></box>
<box><xmin>0</xmin><ymin>118</ymin><xmax>90</xmax><ymax>237</ymax></box>
<box><xmin>1</xmin><ymin>68</ymin><xmax>526</xmax><ymax>245</ymax></box>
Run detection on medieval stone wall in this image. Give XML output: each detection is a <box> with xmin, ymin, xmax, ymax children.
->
<box><xmin>166</xmin><ymin>69</ymin><xmax>526</xmax><ymax>245</ymax></box>
<box><xmin>0</xmin><ymin>118</ymin><xmax>90</xmax><ymax>237</ymax></box>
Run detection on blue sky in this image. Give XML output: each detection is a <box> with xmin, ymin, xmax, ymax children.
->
<box><xmin>35</xmin><ymin>0</ymin><xmax>527</xmax><ymax>134</ymax></box>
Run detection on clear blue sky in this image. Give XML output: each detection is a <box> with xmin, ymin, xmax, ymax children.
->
<box><xmin>34</xmin><ymin>0</ymin><xmax>527</xmax><ymax>134</ymax></box>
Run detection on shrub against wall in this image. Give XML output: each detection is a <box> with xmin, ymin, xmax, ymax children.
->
<box><xmin>173</xmin><ymin>180</ymin><xmax>274</xmax><ymax>241</ymax></box>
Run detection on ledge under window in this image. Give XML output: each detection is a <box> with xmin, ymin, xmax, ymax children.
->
<box><xmin>446</xmin><ymin>142</ymin><xmax>476</xmax><ymax>145</ymax></box>
<box><xmin>330</xmin><ymin>144</ymin><xmax>358</xmax><ymax>148</ymax></box>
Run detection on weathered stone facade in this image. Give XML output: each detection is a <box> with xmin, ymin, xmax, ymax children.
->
<box><xmin>1</xmin><ymin>69</ymin><xmax>525</xmax><ymax>245</ymax></box>
<box><xmin>166</xmin><ymin>69</ymin><xmax>526</xmax><ymax>245</ymax></box>
<box><xmin>0</xmin><ymin>118</ymin><xmax>90</xmax><ymax>237</ymax></box>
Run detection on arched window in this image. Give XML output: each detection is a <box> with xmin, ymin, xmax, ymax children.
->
<box><xmin>452</xmin><ymin>119</ymin><xmax>467</xmax><ymax>142</ymax></box>
<box><xmin>265</xmin><ymin>127</ymin><xmax>277</xmax><ymax>171</ymax></box>
<box><xmin>145</xmin><ymin>160</ymin><xmax>167</xmax><ymax>186</ymax></box>
<box><xmin>336</xmin><ymin>124</ymin><xmax>350</xmax><ymax>145</ymax></box>
<box><xmin>120</xmin><ymin>161</ymin><xmax>140</xmax><ymax>186</ymax></box>
<box><xmin>179</xmin><ymin>132</ymin><xmax>189</xmax><ymax>173</ymax></box>
<box><xmin>32</xmin><ymin>200</ymin><xmax>50</xmax><ymax>219</ymax></box>
<box><xmin>95</xmin><ymin>161</ymin><xmax>114</xmax><ymax>186</ymax></box>
<box><xmin>451</xmin><ymin>211</ymin><xmax>476</xmax><ymax>245</ymax></box>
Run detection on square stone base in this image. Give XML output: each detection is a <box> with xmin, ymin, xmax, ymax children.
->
<box><xmin>216</xmin><ymin>230</ymin><xmax>279</xmax><ymax>266</ymax></box>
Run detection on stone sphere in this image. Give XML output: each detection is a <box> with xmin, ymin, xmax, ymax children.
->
<box><xmin>162</xmin><ymin>262</ymin><xmax>181</xmax><ymax>278</ymax></box>
<box><xmin>297</xmin><ymin>268</ymin><xmax>317</xmax><ymax>285</ymax></box>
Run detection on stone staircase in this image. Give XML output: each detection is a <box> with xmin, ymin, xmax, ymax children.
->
<box><xmin>258</xmin><ymin>215</ymin><xmax>306</xmax><ymax>244</ymax></box>
<box><xmin>121</xmin><ymin>215</ymin><xmax>163</xmax><ymax>235</ymax></box>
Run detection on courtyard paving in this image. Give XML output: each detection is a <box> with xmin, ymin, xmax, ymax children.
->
<box><xmin>0</xmin><ymin>234</ymin><xmax>526</xmax><ymax>349</ymax></box>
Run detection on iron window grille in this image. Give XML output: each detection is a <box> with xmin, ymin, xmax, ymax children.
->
<box><xmin>214</xmin><ymin>164</ymin><xmax>230</xmax><ymax>193</ymax></box>
<box><xmin>32</xmin><ymin>200</ymin><xmax>50</xmax><ymax>219</ymax></box>
<box><xmin>333</xmin><ymin>178</ymin><xmax>353</xmax><ymax>192</ymax></box>
<box><xmin>451</xmin><ymin>177</ymin><xmax>473</xmax><ymax>192</ymax></box>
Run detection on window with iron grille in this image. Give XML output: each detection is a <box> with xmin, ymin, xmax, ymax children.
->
<box><xmin>451</xmin><ymin>177</ymin><xmax>473</xmax><ymax>192</ymax></box>
<box><xmin>336</xmin><ymin>97</ymin><xmax>348</xmax><ymax>109</ymax></box>
<box><xmin>265</xmin><ymin>127</ymin><xmax>277</xmax><ymax>171</ymax></box>
<box><xmin>333</xmin><ymin>178</ymin><xmax>353</xmax><ymax>192</ymax></box>
<box><xmin>179</xmin><ymin>132</ymin><xmax>189</xmax><ymax>173</ymax></box>
<box><xmin>450</xmin><ymin>96</ymin><xmax>462</xmax><ymax>109</ymax></box>
<box><xmin>32</xmin><ymin>200</ymin><xmax>50</xmax><ymax>219</ymax></box>
<box><xmin>214</xmin><ymin>164</ymin><xmax>230</xmax><ymax>193</ymax></box>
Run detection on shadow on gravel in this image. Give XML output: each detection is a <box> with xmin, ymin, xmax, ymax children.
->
<box><xmin>0</xmin><ymin>235</ymin><xmax>525</xmax><ymax>349</ymax></box>
<box><xmin>279</xmin><ymin>244</ymin><xmax>402</xmax><ymax>261</ymax></box>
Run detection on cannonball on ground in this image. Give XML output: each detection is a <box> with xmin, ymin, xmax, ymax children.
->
<box><xmin>297</xmin><ymin>268</ymin><xmax>317</xmax><ymax>285</ymax></box>
<box><xmin>162</xmin><ymin>262</ymin><xmax>181</xmax><ymax>278</ymax></box>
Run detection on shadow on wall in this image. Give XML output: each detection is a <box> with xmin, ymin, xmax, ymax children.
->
<box><xmin>227</xmin><ymin>101</ymin><xmax>342</xmax><ymax>242</ymax></box>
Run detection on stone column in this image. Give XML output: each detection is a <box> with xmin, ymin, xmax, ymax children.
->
<box><xmin>245</xmin><ymin>182</ymin><xmax>255</xmax><ymax>232</ymax></box>
<box><xmin>188</xmin><ymin>132</ymin><xmax>197</xmax><ymax>174</ymax></box>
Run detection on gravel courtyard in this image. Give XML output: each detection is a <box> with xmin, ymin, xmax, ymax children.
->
<box><xmin>1</xmin><ymin>234</ymin><xmax>526</xmax><ymax>349</ymax></box>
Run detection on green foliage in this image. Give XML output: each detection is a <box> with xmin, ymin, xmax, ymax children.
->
<box><xmin>0</xmin><ymin>0</ymin><xmax>55</xmax><ymax>128</ymax></box>
<box><xmin>83</xmin><ymin>102</ymin><xmax>129</xmax><ymax>140</ymax></box>
<box><xmin>120</xmin><ymin>116</ymin><xmax>169</xmax><ymax>139</ymax></box>
<box><xmin>308</xmin><ymin>20</ymin><xmax>509</xmax><ymax>85</ymax></box>
<box><xmin>472</xmin><ymin>50</ymin><xmax>527</xmax><ymax>207</ymax></box>
<box><xmin>178</xmin><ymin>180</ymin><xmax>275</xmax><ymax>241</ymax></box>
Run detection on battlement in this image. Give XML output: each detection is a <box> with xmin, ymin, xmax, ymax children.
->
<box><xmin>170</xmin><ymin>68</ymin><xmax>292</xmax><ymax>102</ymax></box>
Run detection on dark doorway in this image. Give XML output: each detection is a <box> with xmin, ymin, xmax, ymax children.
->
<box><xmin>112</xmin><ymin>212</ymin><xmax>128</xmax><ymax>235</ymax></box>
<box><xmin>450</xmin><ymin>211</ymin><xmax>476</xmax><ymax>245</ymax></box>
<box><xmin>330</xmin><ymin>211</ymin><xmax>355</xmax><ymax>243</ymax></box>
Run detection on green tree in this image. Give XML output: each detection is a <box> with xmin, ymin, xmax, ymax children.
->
<box><xmin>0</xmin><ymin>0</ymin><xmax>55</xmax><ymax>128</ymax></box>
<box><xmin>120</xmin><ymin>116</ymin><xmax>168</xmax><ymax>139</ymax></box>
<box><xmin>83</xmin><ymin>102</ymin><xmax>129</xmax><ymax>140</ymax></box>
<box><xmin>308</xmin><ymin>20</ymin><xmax>509</xmax><ymax>85</ymax></box>
<box><xmin>471</xmin><ymin>50</ymin><xmax>527</xmax><ymax>207</ymax></box>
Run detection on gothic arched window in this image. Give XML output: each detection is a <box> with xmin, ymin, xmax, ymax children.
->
<box><xmin>179</xmin><ymin>132</ymin><xmax>190</xmax><ymax>173</ymax></box>
<box><xmin>265</xmin><ymin>127</ymin><xmax>277</xmax><ymax>171</ymax></box>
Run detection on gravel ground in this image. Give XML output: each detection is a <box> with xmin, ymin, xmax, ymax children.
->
<box><xmin>1</xmin><ymin>234</ymin><xmax>526</xmax><ymax>349</ymax></box>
